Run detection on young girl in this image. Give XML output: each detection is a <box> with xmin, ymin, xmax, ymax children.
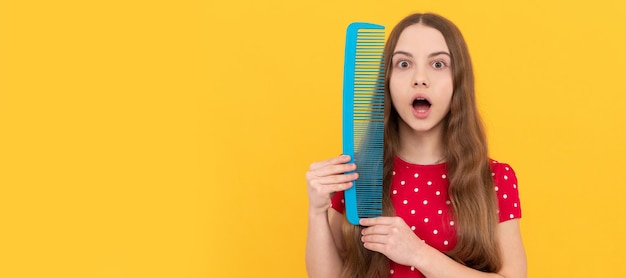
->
<box><xmin>305</xmin><ymin>13</ymin><xmax>527</xmax><ymax>278</ymax></box>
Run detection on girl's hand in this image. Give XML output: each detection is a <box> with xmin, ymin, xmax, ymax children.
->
<box><xmin>305</xmin><ymin>155</ymin><xmax>358</xmax><ymax>216</ymax></box>
<box><xmin>360</xmin><ymin>217</ymin><xmax>426</xmax><ymax>267</ymax></box>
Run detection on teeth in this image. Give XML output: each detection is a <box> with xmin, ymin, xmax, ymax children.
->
<box><xmin>413</xmin><ymin>98</ymin><xmax>431</xmax><ymax>106</ymax></box>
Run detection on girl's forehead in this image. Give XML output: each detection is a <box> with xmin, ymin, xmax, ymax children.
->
<box><xmin>394</xmin><ymin>24</ymin><xmax>449</xmax><ymax>54</ymax></box>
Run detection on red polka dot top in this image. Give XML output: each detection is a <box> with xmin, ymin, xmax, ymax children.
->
<box><xmin>330</xmin><ymin>156</ymin><xmax>522</xmax><ymax>277</ymax></box>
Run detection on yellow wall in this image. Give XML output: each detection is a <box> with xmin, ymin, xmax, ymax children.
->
<box><xmin>1</xmin><ymin>0</ymin><xmax>625</xmax><ymax>277</ymax></box>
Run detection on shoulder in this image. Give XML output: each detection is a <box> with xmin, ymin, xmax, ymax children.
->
<box><xmin>489</xmin><ymin>159</ymin><xmax>518</xmax><ymax>185</ymax></box>
<box><xmin>489</xmin><ymin>159</ymin><xmax>523</xmax><ymax>222</ymax></box>
<box><xmin>488</xmin><ymin>158</ymin><xmax>519</xmax><ymax>190</ymax></box>
<box><xmin>489</xmin><ymin>159</ymin><xmax>516</xmax><ymax>174</ymax></box>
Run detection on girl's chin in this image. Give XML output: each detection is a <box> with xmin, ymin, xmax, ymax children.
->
<box><xmin>398</xmin><ymin>116</ymin><xmax>446</xmax><ymax>134</ymax></box>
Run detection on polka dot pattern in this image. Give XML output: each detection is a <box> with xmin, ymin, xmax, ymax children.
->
<box><xmin>330</xmin><ymin>157</ymin><xmax>522</xmax><ymax>277</ymax></box>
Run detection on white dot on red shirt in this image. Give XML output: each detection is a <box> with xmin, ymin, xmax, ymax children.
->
<box><xmin>414</xmin><ymin>173</ymin><xmax>419</xmax><ymax>178</ymax></box>
<box><xmin>503</xmin><ymin>194</ymin><xmax>508</xmax><ymax>199</ymax></box>
<box><xmin>513</xmin><ymin>184</ymin><xmax>517</xmax><ymax>189</ymax></box>
<box><xmin>390</xmin><ymin>269</ymin><xmax>394</xmax><ymax>274</ymax></box>
<box><xmin>514</xmin><ymin>203</ymin><xmax>518</xmax><ymax>208</ymax></box>
<box><xmin>410</xmin><ymin>266</ymin><xmax>415</xmax><ymax>271</ymax></box>
<box><xmin>449</xmin><ymin>221</ymin><xmax>454</xmax><ymax>226</ymax></box>
<box><xmin>400</xmin><ymin>180</ymin><xmax>405</xmax><ymax>185</ymax></box>
<box><xmin>510</xmin><ymin>214</ymin><xmax>514</xmax><ymax>219</ymax></box>
<box><xmin>504</xmin><ymin>175</ymin><xmax>509</xmax><ymax>180</ymax></box>
<box><xmin>495</xmin><ymin>186</ymin><xmax>499</xmax><ymax>192</ymax></box>
<box><xmin>411</xmin><ymin>209</ymin><xmax>416</xmax><ymax>214</ymax></box>
<box><xmin>403</xmin><ymin>200</ymin><xmax>408</xmax><ymax>204</ymax></box>
<box><xmin>392</xmin><ymin>190</ymin><xmax>397</xmax><ymax>194</ymax></box>
<box><xmin>442</xmin><ymin>174</ymin><xmax>446</xmax><ymax>179</ymax></box>
<box><xmin>424</xmin><ymin>218</ymin><xmax>429</xmax><ymax>223</ymax></box>
<box><xmin>423</xmin><ymin>200</ymin><xmax>428</xmax><ymax>205</ymax></box>
<box><xmin>505</xmin><ymin>167</ymin><xmax>510</xmax><ymax>171</ymax></box>
<box><xmin>436</xmin><ymin>191</ymin><xmax>441</xmax><ymax>195</ymax></box>
<box><xmin>341</xmin><ymin>199</ymin><xmax>344</xmax><ymax>203</ymax></box>
<box><xmin>414</xmin><ymin>187</ymin><xmax>418</xmax><ymax>193</ymax></box>
<box><xmin>433</xmin><ymin>229</ymin><xmax>438</xmax><ymax>234</ymax></box>
<box><xmin>427</xmin><ymin>181</ymin><xmax>432</xmax><ymax>186</ymax></box>
<box><xmin>446</xmin><ymin>200</ymin><xmax>451</xmax><ymax>205</ymax></box>
<box><xmin>444</xmin><ymin>240</ymin><xmax>449</xmax><ymax>245</ymax></box>
<box><xmin>491</xmin><ymin>172</ymin><xmax>495</xmax><ymax>176</ymax></box>
<box><xmin>393</xmin><ymin>171</ymin><xmax>396</xmax><ymax>175</ymax></box>
<box><xmin>437</xmin><ymin>209</ymin><xmax>443</xmax><ymax>215</ymax></box>
<box><xmin>411</xmin><ymin>226</ymin><xmax>416</xmax><ymax>231</ymax></box>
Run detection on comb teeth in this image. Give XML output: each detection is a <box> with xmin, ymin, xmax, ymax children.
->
<box><xmin>342</xmin><ymin>23</ymin><xmax>385</xmax><ymax>225</ymax></box>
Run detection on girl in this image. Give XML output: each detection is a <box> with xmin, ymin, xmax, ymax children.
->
<box><xmin>305</xmin><ymin>13</ymin><xmax>527</xmax><ymax>278</ymax></box>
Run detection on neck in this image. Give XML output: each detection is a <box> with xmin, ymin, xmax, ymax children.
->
<box><xmin>396</xmin><ymin>120</ymin><xmax>445</xmax><ymax>165</ymax></box>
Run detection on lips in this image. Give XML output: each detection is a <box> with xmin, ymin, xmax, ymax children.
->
<box><xmin>411</xmin><ymin>96</ymin><xmax>431</xmax><ymax>119</ymax></box>
<box><xmin>412</xmin><ymin>97</ymin><xmax>431</xmax><ymax>112</ymax></box>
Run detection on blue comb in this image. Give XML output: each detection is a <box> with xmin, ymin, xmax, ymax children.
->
<box><xmin>342</xmin><ymin>22</ymin><xmax>385</xmax><ymax>225</ymax></box>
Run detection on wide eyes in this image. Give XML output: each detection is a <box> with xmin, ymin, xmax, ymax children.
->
<box><xmin>397</xmin><ymin>60</ymin><xmax>410</xmax><ymax>68</ymax></box>
<box><xmin>432</xmin><ymin>61</ymin><xmax>446</xmax><ymax>69</ymax></box>
<box><xmin>394</xmin><ymin>59</ymin><xmax>448</xmax><ymax>70</ymax></box>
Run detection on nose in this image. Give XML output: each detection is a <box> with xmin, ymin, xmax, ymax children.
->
<box><xmin>413</xmin><ymin>81</ymin><xmax>428</xmax><ymax>87</ymax></box>
<box><xmin>412</xmin><ymin>68</ymin><xmax>429</xmax><ymax>88</ymax></box>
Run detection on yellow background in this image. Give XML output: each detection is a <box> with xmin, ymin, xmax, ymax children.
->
<box><xmin>1</xmin><ymin>0</ymin><xmax>625</xmax><ymax>277</ymax></box>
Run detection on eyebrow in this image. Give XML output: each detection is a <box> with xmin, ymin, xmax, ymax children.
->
<box><xmin>392</xmin><ymin>51</ymin><xmax>451</xmax><ymax>58</ymax></box>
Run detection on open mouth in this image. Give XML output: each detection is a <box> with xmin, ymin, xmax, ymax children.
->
<box><xmin>412</xmin><ymin>97</ymin><xmax>431</xmax><ymax>112</ymax></box>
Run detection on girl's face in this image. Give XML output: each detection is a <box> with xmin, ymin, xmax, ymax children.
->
<box><xmin>390</xmin><ymin>24</ymin><xmax>453</xmax><ymax>134</ymax></box>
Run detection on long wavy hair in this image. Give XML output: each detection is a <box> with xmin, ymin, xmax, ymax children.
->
<box><xmin>340</xmin><ymin>13</ymin><xmax>501</xmax><ymax>277</ymax></box>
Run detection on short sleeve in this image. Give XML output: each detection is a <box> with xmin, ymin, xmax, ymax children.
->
<box><xmin>491</xmin><ymin>161</ymin><xmax>522</xmax><ymax>222</ymax></box>
<box><xmin>330</xmin><ymin>190</ymin><xmax>346</xmax><ymax>214</ymax></box>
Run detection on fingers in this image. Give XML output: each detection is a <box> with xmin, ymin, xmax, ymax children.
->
<box><xmin>359</xmin><ymin>217</ymin><xmax>413</xmax><ymax>260</ymax></box>
<box><xmin>360</xmin><ymin>217</ymin><xmax>406</xmax><ymax>239</ymax></box>
<box><xmin>315</xmin><ymin>172</ymin><xmax>358</xmax><ymax>185</ymax></box>
<box><xmin>309</xmin><ymin>154</ymin><xmax>352</xmax><ymax>171</ymax></box>
<box><xmin>306</xmin><ymin>155</ymin><xmax>358</xmax><ymax>212</ymax></box>
<box><xmin>325</xmin><ymin>181</ymin><xmax>353</xmax><ymax>193</ymax></box>
<box><xmin>361</xmin><ymin>225</ymin><xmax>391</xmax><ymax>236</ymax></box>
<box><xmin>314</xmin><ymin>163</ymin><xmax>357</xmax><ymax>178</ymax></box>
<box><xmin>306</xmin><ymin>155</ymin><xmax>358</xmax><ymax>186</ymax></box>
<box><xmin>360</xmin><ymin>216</ymin><xmax>396</xmax><ymax>227</ymax></box>
<box><xmin>361</xmin><ymin>234</ymin><xmax>387</xmax><ymax>244</ymax></box>
<box><xmin>306</xmin><ymin>166</ymin><xmax>358</xmax><ymax>189</ymax></box>
<box><xmin>307</xmin><ymin>156</ymin><xmax>356</xmax><ymax>178</ymax></box>
<box><xmin>361</xmin><ymin>231</ymin><xmax>393</xmax><ymax>254</ymax></box>
<box><xmin>308</xmin><ymin>176</ymin><xmax>356</xmax><ymax>195</ymax></box>
<box><xmin>362</xmin><ymin>242</ymin><xmax>385</xmax><ymax>253</ymax></box>
<box><xmin>310</xmin><ymin>181</ymin><xmax>352</xmax><ymax>196</ymax></box>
